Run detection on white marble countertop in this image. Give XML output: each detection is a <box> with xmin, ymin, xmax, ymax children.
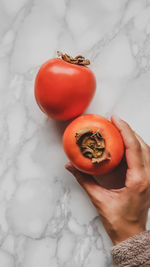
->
<box><xmin>0</xmin><ymin>0</ymin><xmax>150</xmax><ymax>266</ymax></box>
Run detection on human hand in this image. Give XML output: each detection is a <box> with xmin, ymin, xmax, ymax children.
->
<box><xmin>65</xmin><ymin>115</ymin><xmax>150</xmax><ymax>245</ymax></box>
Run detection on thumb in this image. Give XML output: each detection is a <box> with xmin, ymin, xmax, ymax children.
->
<box><xmin>65</xmin><ymin>162</ymin><xmax>107</xmax><ymax>205</ymax></box>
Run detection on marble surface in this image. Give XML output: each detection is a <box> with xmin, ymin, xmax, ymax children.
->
<box><xmin>0</xmin><ymin>0</ymin><xmax>150</xmax><ymax>266</ymax></box>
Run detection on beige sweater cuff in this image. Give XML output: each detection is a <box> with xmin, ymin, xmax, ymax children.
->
<box><xmin>111</xmin><ymin>230</ymin><xmax>150</xmax><ymax>267</ymax></box>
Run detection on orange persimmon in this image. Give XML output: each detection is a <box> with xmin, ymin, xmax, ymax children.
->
<box><xmin>63</xmin><ymin>114</ymin><xmax>124</xmax><ymax>176</ymax></box>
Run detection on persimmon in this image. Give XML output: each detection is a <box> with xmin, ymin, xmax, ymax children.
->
<box><xmin>34</xmin><ymin>52</ymin><xmax>96</xmax><ymax>121</ymax></box>
<box><xmin>63</xmin><ymin>114</ymin><xmax>124</xmax><ymax>176</ymax></box>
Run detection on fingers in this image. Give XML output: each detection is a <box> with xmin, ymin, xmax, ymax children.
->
<box><xmin>65</xmin><ymin>162</ymin><xmax>107</xmax><ymax>205</ymax></box>
<box><xmin>134</xmin><ymin>132</ymin><xmax>149</xmax><ymax>148</ymax></box>
<box><xmin>135</xmin><ymin>132</ymin><xmax>150</xmax><ymax>165</ymax></box>
<box><xmin>111</xmin><ymin>115</ymin><xmax>143</xmax><ymax>170</ymax></box>
<box><xmin>111</xmin><ymin>115</ymin><xmax>150</xmax><ymax>189</ymax></box>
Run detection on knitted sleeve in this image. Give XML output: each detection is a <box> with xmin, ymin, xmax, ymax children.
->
<box><xmin>111</xmin><ymin>230</ymin><xmax>150</xmax><ymax>267</ymax></box>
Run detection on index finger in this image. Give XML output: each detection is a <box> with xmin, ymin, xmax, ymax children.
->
<box><xmin>65</xmin><ymin>162</ymin><xmax>108</xmax><ymax>206</ymax></box>
<box><xmin>111</xmin><ymin>115</ymin><xmax>143</xmax><ymax>170</ymax></box>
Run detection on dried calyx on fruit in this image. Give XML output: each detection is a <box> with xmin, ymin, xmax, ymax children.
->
<box><xmin>75</xmin><ymin>128</ymin><xmax>111</xmax><ymax>164</ymax></box>
<box><xmin>57</xmin><ymin>51</ymin><xmax>90</xmax><ymax>66</ymax></box>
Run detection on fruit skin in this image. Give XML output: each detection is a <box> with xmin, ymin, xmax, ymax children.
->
<box><xmin>34</xmin><ymin>58</ymin><xmax>96</xmax><ymax>121</ymax></box>
<box><xmin>63</xmin><ymin>114</ymin><xmax>124</xmax><ymax>176</ymax></box>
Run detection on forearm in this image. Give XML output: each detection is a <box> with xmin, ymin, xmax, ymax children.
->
<box><xmin>111</xmin><ymin>230</ymin><xmax>150</xmax><ymax>267</ymax></box>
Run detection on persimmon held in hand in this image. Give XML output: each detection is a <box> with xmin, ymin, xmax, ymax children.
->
<box><xmin>63</xmin><ymin>114</ymin><xmax>124</xmax><ymax>176</ymax></box>
<box><xmin>34</xmin><ymin>52</ymin><xmax>96</xmax><ymax>121</ymax></box>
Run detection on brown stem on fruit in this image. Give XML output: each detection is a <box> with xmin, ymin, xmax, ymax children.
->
<box><xmin>57</xmin><ymin>51</ymin><xmax>90</xmax><ymax>66</ymax></box>
<box><xmin>75</xmin><ymin>128</ymin><xmax>111</xmax><ymax>164</ymax></box>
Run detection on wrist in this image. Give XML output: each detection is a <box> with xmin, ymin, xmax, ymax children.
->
<box><xmin>111</xmin><ymin>223</ymin><xmax>146</xmax><ymax>245</ymax></box>
<box><xmin>100</xmin><ymin>215</ymin><xmax>146</xmax><ymax>245</ymax></box>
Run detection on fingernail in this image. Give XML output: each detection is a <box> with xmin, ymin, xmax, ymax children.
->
<box><xmin>65</xmin><ymin>163</ymin><xmax>74</xmax><ymax>173</ymax></box>
<box><xmin>65</xmin><ymin>162</ymin><xmax>70</xmax><ymax>169</ymax></box>
<box><xmin>112</xmin><ymin>114</ymin><xmax>122</xmax><ymax>124</ymax></box>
